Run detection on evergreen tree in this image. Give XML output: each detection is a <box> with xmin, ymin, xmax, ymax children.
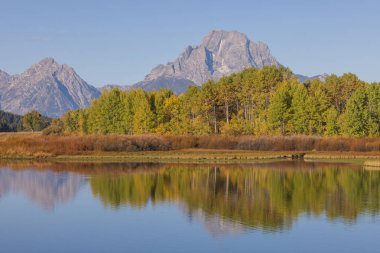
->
<box><xmin>0</xmin><ymin>110</ymin><xmax>23</xmax><ymax>132</ymax></box>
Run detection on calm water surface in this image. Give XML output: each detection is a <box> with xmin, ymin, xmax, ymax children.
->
<box><xmin>1</xmin><ymin>161</ymin><xmax>380</xmax><ymax>253</ymax></box>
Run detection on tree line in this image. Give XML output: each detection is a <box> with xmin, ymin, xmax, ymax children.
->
<box><xmin>0</xmin><ymin>110</ymin><xmax>50</xmax><ymax>132</ymax></box>
<box><xmin>0</xmin><ymin>110</ymin><xmax>23</xmax><ymax>132</ymax></box>
<box><xmin>46</xmin><ymin>66</ymin><xmax>380</xmax><ymax>137</ymax></box>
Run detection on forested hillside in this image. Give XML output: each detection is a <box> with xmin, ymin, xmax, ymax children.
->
<box><xmin>0</xmin><ymin>110</ymin><xmax>23</xmax><ymax>132</ymax></box>
<box><xmin>51</xmin><ymin>66</ymin><xmax>380</xmax><ymax>137</ymax></box>
<box><xmin>0</xmin><ymin>110</ymin><xmax>51</xmax><ymax>132</ymax></box>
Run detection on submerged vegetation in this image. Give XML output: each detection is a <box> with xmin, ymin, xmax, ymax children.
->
<box><xmin>46</xmin><ymin>66</ymin><xmax>380</xmax><ymax>137</ymax></box>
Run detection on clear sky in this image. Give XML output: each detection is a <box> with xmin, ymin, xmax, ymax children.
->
<box><xmin>0</xmin><ymin>0</ymin><xmax>379</xmax><ymax>87</ymax></box>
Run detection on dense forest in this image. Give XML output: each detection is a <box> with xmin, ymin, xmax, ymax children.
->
<box><xmin>0</xmin><ymin>110</ymin><xmax>51</xmax><ymax>132</ymax></box>
<box><xmin>0</xmin><ymin>110</ymin><xmax>23</xmax><ymax>132</ymax></box>
<box><xmin>47</xmin><ymin>66</ymin><xmax>380</xmax><ymax>137</ymax></box>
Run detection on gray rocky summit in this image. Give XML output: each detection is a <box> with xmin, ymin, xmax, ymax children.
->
<box><xmin>0</xmin><ymin>58</ymin><xmax>100</xmax><ymax>117</ymax></box>
<box><xmin>133</xmin><ymin>30</ymin><xmax>280</xmax><ymax>93</ymax></box>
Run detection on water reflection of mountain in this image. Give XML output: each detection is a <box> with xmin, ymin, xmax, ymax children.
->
<box><xmin>0</xmin><ymin>168</ymin><xmax>86</xmax><ymax>209</ymax></box>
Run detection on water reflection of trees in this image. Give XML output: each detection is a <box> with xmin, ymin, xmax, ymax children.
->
<box><xmin>1</xmin><ymin>161</ymin><xmax>380</xmax><ymax>232</ymax></box>
<box><xmin>90</xmin><ymin>164</ymin><xmax>380</xmax><ymax>231</ymax></box>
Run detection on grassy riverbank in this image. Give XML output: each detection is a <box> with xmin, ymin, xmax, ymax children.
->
<box><xmin>0</xmin><ymin>148</ymin><xmax>309</xmax><ymax>162</ymax></box>
<box><xmin>2</xmin><ymin>151</ymin><xmax>380</xmax><ymax>163</ymax></box>
<box><xmin>1</xmin><ymin>132</ymin><xmax>380</xmax><ymax>163</ymax></box>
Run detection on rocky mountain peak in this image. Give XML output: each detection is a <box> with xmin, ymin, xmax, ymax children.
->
<box><xmin>39</xmin><ymin>57</ymin><xmax>56</xmax><ymax>66</ymax></box>
<box><xmin>23</xmin><ymin>57</ymin><xmax>61</xmax><ymax>76</ymax></box>
<box><xmin>134</xmin><ymin>30</ymin><xmax>280</xmax><ymax>93</ymax></box>
<box><xmin>33</xmin><ymin>57</ymin><xmax>58</xmax><ymax>69</ymax></box>
<box><xmin>0</xmin><ymin>58</ymin><xmax>100</xmax><ymax>117</ymax></box>
<box><xmin>201</xmin><ymin>30</ymin><xmax>249</xmax><ymax>51</ymax></box>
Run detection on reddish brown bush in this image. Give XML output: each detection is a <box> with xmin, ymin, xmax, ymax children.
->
<box><xmin>0</xmin><ymin>133</ymin><xmax>379</xmax><ymax>156</ymax></box>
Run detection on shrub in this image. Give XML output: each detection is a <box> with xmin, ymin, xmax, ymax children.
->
<box><xmin>0</xmin><ymin>133</ymin><xmax>379</xmax><ymax>156</ymax></box>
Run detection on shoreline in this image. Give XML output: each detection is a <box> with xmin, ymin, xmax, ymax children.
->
<box><xmin>1</xmin><ymin>149</ymin><xmax>380</xmax><ymax>164</ymax></box>
<box><xmin>1</xmin><ymin>133</ymin><xmax>380</xmax><ymax>164</ymax></box>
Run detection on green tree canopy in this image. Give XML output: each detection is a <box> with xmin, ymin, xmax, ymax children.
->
<box><xmin>53</xmin><ymin>67</ymin><xmax>379</xmax><ymax>137</ymax></box>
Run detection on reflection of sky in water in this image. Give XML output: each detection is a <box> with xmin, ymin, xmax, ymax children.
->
<box><xmin>182</xmin><ymin>205</ymin><xmax>249</xmax><ymax>236</ymax></box>
<box><xmin>0</xmin><ymin>161</ymin><xmax>380</xmax><ymax>253</ymax></box>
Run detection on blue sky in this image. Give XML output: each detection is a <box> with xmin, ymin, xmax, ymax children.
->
<box><xmin>0</xmin><ymin>0</ymin><xmax>379</xmax><ymax>87</ymax></box>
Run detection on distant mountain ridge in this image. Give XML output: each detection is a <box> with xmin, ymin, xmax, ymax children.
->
<box><xmin>296</xmin><ymin>73</ymin><xmax>328</xmax><ymax>83</ymax></box>
<box><xmin>98</xmin><ymin>84</ymin><xmax>129</xmax><ymax>93</ymax></box>
<box><xmin>0</xmin><ymin>58</ymin><xmax>100</xmax><ymax>117</ymax></box>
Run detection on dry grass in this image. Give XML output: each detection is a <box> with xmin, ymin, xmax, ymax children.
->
<box><xmin>364</xmin><ymin>160</ymin><xmax>380</xmax><ymax>168</ymax></box>
<box><xmin>0</xmin><ymin>133</ymin><xmax>380</xmax><ymax>158</ymax></box>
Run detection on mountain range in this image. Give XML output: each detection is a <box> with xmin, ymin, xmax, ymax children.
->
<box><xmin>0</xmin><ymin>30</ymin><xmax>322</xmax><ymax>117</ymax></box>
